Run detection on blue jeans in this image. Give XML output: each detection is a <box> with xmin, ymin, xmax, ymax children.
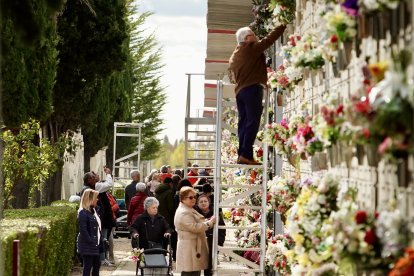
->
<box><xmin>236</xmin><ymin>84</ymin><xmax>263</xmax><ymax>160</ymax></box>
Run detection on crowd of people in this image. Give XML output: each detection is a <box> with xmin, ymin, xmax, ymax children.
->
<box><xmin>75</xmin><ymin>164</ymin><xmax>225</xmax><ymax>276</ymax></box>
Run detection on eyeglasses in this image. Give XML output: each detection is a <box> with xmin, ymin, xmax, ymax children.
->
<box><xmin>186</xmin><ymin>196</ymin><xmax>196</xmax><ymax>200</ymax></box>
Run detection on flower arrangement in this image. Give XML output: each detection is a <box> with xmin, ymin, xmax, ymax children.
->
<box><xmin>290</xmin><ymin>32</ymin><xmax>325</xmax><ymax>71</ymax></box>
<box><xmin>265</xmin><ymin>118</ymin><xmax>291</xmax><ymax>156</ymax></box>
<box><xmin>285</xmin><ymin>174</ymin><xmax>340</xmax><ymax>274</ymax></box>
<box><xmin>131</xmin><ymin>248</ymin><xmax>144</xmax><ymax>262</ymax></box>
<box><xmin>250</xmin><ymin>0</ymin><xmax>273</xmax><ymax>38</ymax></box>
<box><xmin>323</xmin><ymin>4</ymin><xmax>357</xmax><ymax>42</ymax></box>
<box><xmin>267</xmin><ymin>176</ymin><xmax>301</xmax><ymax>215</ymax></box>
<box><xmin>268</xmin><ymin>0</ymin><xmax>296</xmax><ymax>26</ymax></box>
<box><xmin>313</xmin><ymin>94</ymin><xmax>346</xmax><ymax>147</ymax></box>
<box><xmin>266</xmin><ymin>233</ymin><xmax>295</xmax><ymax>275</ymax></box>
<box><xmin>268</xmin><ymin>64</ymin><xmax>302</xmax><ymax>94</ymax></box>
<box><xmin>359</xmin><ymin>0</ymin><xmax>401</xmax><ymax>12</ymax></box>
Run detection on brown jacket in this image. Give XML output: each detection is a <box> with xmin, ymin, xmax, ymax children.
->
<box><xmin>229</xmin><ymin>25</ymin><xmax>286</xmax><ymax>94</ymax></box>
<box><xmin>174</xmin><ymin>203</ymin><xmax>210</xmax><ymax>272</ymax></box>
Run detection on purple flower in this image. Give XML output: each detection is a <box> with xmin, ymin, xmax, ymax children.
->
<box><xmin>342</xmin><ymin>0</ymin><xmax>358</xmax><ymax>16</ymax></box>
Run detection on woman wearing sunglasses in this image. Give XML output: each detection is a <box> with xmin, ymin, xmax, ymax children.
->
<box><xmin>174</xmin><ymin>186</ymin><xmax>216</xmax><ymax>276</ymax></box>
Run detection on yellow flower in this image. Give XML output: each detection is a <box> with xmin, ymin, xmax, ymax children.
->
<box><xmin>284</xmin><ymin>249</ymin><xmax>295</xmax><ymax>263</ymax></box>
<box><xmin>293</xmin><ymin>234</ymin><xmax>304</xmax><ymax>245</ymax></box>
<box><xmin>368</xmin><ymin>62</ymin><xmax>388</xmax><ymax>81</ymax></box>
<box><xmin>298</xmin><ymin>253</ymin><xmax>310</xmax><ymax>266</ymax></box>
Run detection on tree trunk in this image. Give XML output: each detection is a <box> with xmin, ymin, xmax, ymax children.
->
<box><xmin>44</xmin><ymin>170</ymin><xmax>63</xmax><ymax>204</ymax></box>
<box><xmin>84</xmin><ymin>143</ymin><xmax>91</xmax><ymax>173</ymax></box>
<box><xmin>11</xmin><ymin>178</ymin><xmax>30</xmax><ymax>208</ymax></box>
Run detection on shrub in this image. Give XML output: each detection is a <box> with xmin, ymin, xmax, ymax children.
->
<box><xmin>1</xmin><ymin>205</ymin><xmax>77</xmax><ymax>276</ymax></box>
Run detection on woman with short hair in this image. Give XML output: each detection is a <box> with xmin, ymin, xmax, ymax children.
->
<box><xmin>77</xmin><ymin>188</ymin><xmax>102</xmax><ymax>276</ymax></box>
<box><xmin>130</xmin><ymin>197</ymin><xmax>171</xmax><ymax>249</ymax></box>
<box><xmin>127</xmin><ymin>182</ymin><xmax>148</xmax><ymax>226</ymax></box>
<box><xmin>174</xmin><ymin>187</ymin><xmax>216</xmax><ymax>276</ymax></box>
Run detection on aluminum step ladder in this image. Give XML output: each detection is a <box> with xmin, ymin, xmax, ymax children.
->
<box><xmin>184</xmin><ymin>73</ymin><xmax>217</xmax><ymax>181</ymax></box>
<box><xmin>212</xmin><ymin>81</ymin><xmax>269</xmax><ymax>275</ymax></box>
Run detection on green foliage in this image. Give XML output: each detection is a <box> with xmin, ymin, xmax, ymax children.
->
<box><xmin>53</xmin><ymin>0</ymin><xmax>129</xmax><ymax>134</ymax></box>
<box><xmin>2</xmin><ymin>120</ymin><xmax>67</xmax><ymax>208</ymax></box>
<box><xmin>1</xmin><ymin>0</ymin><xmax>62</xmax><ymax>128</ymax></box>
<box><xmin>127</xmin><ymin>3</ymin><xmax>167</xmax><ymax>161</ymax></box>
<box><xmin>1</xmin><ymin>205</ymin><xmax>77</xmax><ymax>276</ymax></box>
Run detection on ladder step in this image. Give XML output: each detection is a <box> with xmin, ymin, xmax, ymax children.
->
<box><xmin>187</xmin><ymin>130</ymin><xmax>216</xmax><ymax>134</ymax></box>
<box><xmin>114</xmin><ymin>166</ymin><xmax>139</xmax><ymax>169</ymax></box>
<box><xmin>187</xmin><ymin>158</ymin><xmax>215</xmax><ymax>161</ymax></box>
<box><xmin>216</xmin><ymin>268</ymin><xmax>262</xmax><ymax>273</ymax></box>
<box><xmin>219</xmin><ymin>205</ymin><xmax>263</xmax><ymax>210</ymax></box>
<box><xmin>185</xmin><ymin>118</ymin><xmax>216</xmax><ymax>125</ymax></box>
<box><xmin>186</xmin><ymin>139</ymin><xmax>216</xmax><ymax>142</ymax></box>
<box><xmin>220</xmin><ymin>163</ymin><xmax>263</xmax><ymax>168</ymax></box>
<box><xmin>217</xmin><ymin>226</ymin><xmax>261</xmax><ymax>230</ymax></box>
<box><xmin>220</xmin><ymin>184</ymin><xmax>256</xmax><ymax>188</ymax></box>
<box><xmin>218</xmin><ymin>246</ymin><xmax>261</xmax><ymax>252</ymax></box>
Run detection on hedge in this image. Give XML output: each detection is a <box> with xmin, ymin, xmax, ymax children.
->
<box><xmin>0</xmin><ymin>203</ymin><xmax>78</xmax><ymax>276</ymax></box>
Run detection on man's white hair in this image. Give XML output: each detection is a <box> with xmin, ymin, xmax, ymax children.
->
<box><xmin>130</xmin><ymin>170</ymin><xmax>140</xmax><ymax>178</ymax></box>
<box><xmin>236</xmin><ymin>27</ymin><xmax>252</xmax><ymax>44</ymax></box>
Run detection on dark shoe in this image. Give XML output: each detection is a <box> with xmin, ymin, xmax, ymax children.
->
<box><xmin>237</xmin><ymin>156</ymin><xmax>262</xmax><ymax>165</ymax></box>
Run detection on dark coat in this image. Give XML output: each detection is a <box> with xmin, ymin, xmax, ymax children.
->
<box><xmin>125</xmin><ymin>181</ymin><xmax>138</xmax><ymax>209</ymax></box>
<box><xmin>98</xmin><ymin>192</ymin><xmax>115</xmax><ymax>230</ymax></box>
<box><xmin>130</xmin><ymin>211</ymin><xmax>171</xmax><ymax>249</ymax></box>
<box><xmin>155</xmin><ymin>184</ymin><xmax>174</xmax><ymax>228</ymax></box>
<box><xmin>77</xmin><ymin>208</ymin><xmax>102</xmax><ymax>256</ymax></box>
<box><xmin>127</xmin><ymin>192</ymin><xmax>147</xmax><ymax>225</ymax></box>
<box><xmin>194</xmin><ymin>207</ymin><xmax>226</xmax><ymax>246</ymax></box>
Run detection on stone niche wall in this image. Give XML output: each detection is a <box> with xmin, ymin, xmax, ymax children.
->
<box><xmin>277</xmin><ymin>0</ymin><xmax>414</xmax><ymax>219</ymax></box>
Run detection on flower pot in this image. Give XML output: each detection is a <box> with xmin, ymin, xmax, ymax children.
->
<box><xmin>355</xmin><ymin>144</ymin><xmax>365</xmax><ymax>165</ymax></box>
<box><xmin>365</xmin><ymin>145</ymin><xmax>380</xmax><ymax>167</ymax></box>
<box><xmin>311</xmin><ymin>152</ymin><xmax>328</xmax><ymax>171</ymax></box>
<box><xmin>328</xmin><ymin>146</ymin><xmax>337</xmax><ymax>167</ymax></box>
<box><xmin>397</xmin><ymin>158</ymin><xmax>410</xmax><ymax>187</ymax></box>
<box><xmin>343</xmin><ymin>41</ymin><xmax>353</xmax><ymax>66</ymax></box>
<box><xmin>340</xmin><ymin>141</ymin><xmax>353</xmax><ymax>168</ymax></box>
<box><xmin>277</xmin><ymin>93</ymin><xmax>284</xmax><ymax>106</ymax></box>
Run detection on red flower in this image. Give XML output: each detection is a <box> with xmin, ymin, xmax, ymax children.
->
<box><xmin>354</xmin><ymin>98</ymin><xmax>371</xmax><ymax>114</ymax></box>
<box><xmin>362</xmin><ymin>128</ymin><xmax>370</xmax><ymax>139</ymax></box>
<box><xmin>336</xmin><ymin>104</ymin><xmax>344</xmax><ymax>115</ymax></box>
<box><xmin>355</xmin><ymin>210</ymin><xmax>367</xmax><ymax>224</ymax></box>
<box><xmin>257</xmin><ymin>147</ymin><xmax>263</xmax><ymax>157</ymax></box>
<box><xmin>364</xmin><ymin>229</ymin><xmax>377</xmax><ymax>245</ymax></box>
<box><xmin>330</xmin><ymin>34</ymin><xmax>338</xmax><ymax>43</ymax></box>
<box><xmin>272</xmin><ymin>239</ymin><xmax>277</xmax><ymax>244</ymax></box>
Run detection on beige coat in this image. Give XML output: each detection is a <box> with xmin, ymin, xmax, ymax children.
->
<box><xmin>174</xmin><ymin>202</ymin><xmax>210</xmax><ymax>272</ymax></box>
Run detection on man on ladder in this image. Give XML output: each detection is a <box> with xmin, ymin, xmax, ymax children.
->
<box><xmin>229</xmin><ymin>24</ymin><xmax>286</xmax><ymax>165</ymax></box>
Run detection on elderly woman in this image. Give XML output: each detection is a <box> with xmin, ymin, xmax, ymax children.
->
<box><xmin>77</xmin><ymin>188</ymin><xmax>102</xmax><ymax>276</ymax></box>
<box><xmin>127</xmin><ymin>182</ymin><xmax>148</xmax><ymax>226</ymax></box>
<box><xmin>130</xmin><ymin>197</ymin><xmax>171</xmax><ymax>249</ymax></box>
<box><xmin>174</xmin><ymin>187</ymin><xmax>216</xmax><ymax>276</ymax></box>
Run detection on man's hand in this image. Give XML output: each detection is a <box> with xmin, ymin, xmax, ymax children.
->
<box><xmin>132</xmin><ymin>233</ymin><xmax>139</xmax><ymax>239</ymax></box>
<box><xmin>104</xmin><ymin>166</ymin><xmax>112</xmax><ymax>175</ymax></box>
<box><xmin>164</xmin><ymin>233</ymin><xmax>171</xmax><ymax>238</ymax></box>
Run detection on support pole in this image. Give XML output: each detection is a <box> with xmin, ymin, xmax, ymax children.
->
<box><xmin>12</xmin><ymin>240</ymin><xmax>19</xmax><ymax>276</ymax></box>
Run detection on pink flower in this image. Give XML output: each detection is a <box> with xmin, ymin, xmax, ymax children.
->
<box><xmin>378</xmin><ymin>137</ymin><xmax>392</xmax><ymax>154</ymax></box>
<box><xmin>280</xmin><ymin>118</ymin><xmax>289</xmax><ymax>129</ymax></box>
<box><xmin>277</xmin><ymin>76</ymin><xmax>289</xmax><ymax>88</ymax></box>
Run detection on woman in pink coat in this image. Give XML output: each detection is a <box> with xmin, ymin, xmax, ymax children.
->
<box><xmin>174</xmin><ymin>187</ymin><xmax>216</xmax><ymax>276</ymax></box>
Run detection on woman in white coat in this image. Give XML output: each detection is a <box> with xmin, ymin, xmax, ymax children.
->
<box><xmin>174</xmin><ymin>186</ymin><xmax>216</xmax><ymax>276</ymax></box>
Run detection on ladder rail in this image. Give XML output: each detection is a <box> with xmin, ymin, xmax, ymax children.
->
<box><xmin>212</xmin><ymin>80</ymin><xmax>269</xmax><ymax>275</ymax></box>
